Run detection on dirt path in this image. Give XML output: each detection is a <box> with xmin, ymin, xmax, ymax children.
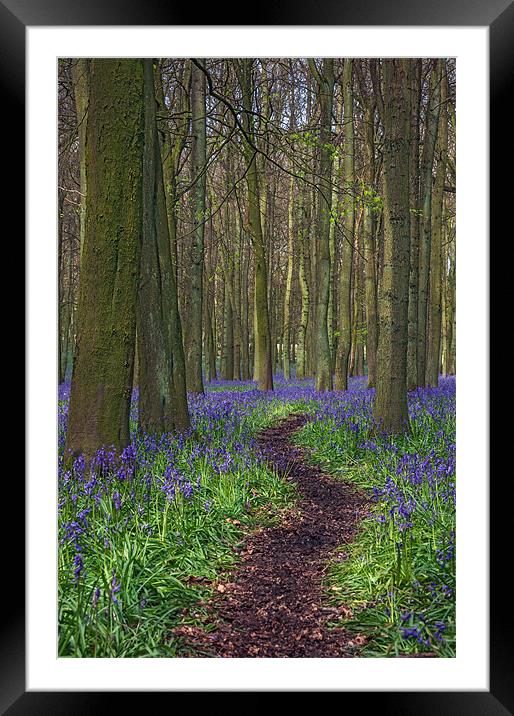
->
<box><xmin>175</xmin><ymin>413</ymin><xmax>370</xmax><ymax>657</ymax></box>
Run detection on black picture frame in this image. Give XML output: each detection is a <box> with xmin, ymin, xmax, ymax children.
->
<box><xmin>6</xmin><ymin>0</ymin><xmax>510</xmax><ymax>711</ymax></box>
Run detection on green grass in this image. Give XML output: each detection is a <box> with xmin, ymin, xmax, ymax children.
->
<box><xmin>58</xmin><ymin>397</ymin><xmax>299</xmax><ymax>657</ymax></box>
<box><xmin>294</xmin><ymin>387</ymin><xmax>456</xmax><ymax>657</ymax></box>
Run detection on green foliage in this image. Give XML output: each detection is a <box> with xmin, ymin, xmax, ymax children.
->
<box><xmin>294</xmin><ymin>389</ymin><xmax>456</xmax><ymax>657</ymax></box>
<box><xmin>58</xmin><ymin>398</ymin><xmax>298</xmax><ymax>657</ymax></box>
<box><xmin>357</xmin><ymin>179</ymin><xmax>383</xmax><ymax>213</ymax></box>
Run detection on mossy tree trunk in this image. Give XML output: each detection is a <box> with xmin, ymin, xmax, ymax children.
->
<box><xmin>372</xmin><ymin>59</ymin><xmax>411</xmax><ymax>435</ymax></box>
<box><xmin>65</xmin><ymin>59</ymin><xmax>144</xmax><ymax>461</ymax></box>
<box><xmin>137</xmin><ymin>59</ymin><xmax>190</xmax><ymax>436</ymax></box>
<box><xmin>71</xmin><ymin>58</ymin><xmax>90</xmax><ymax>257</ymax></box>
<box><xmin>58</xmin><ymin>188</ymin><xmax>71</xmax><ymax>384</ymax></box>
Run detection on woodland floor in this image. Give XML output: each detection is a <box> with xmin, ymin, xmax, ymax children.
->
<box><xmin>173</xmin><ymin>414</ymin><xmax>371</xmax><ymax>657</ymax></box>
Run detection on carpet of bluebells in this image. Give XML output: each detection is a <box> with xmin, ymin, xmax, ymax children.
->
<box><xmin>58</xmin><ymin>373</ymin><xmax>455</xmax><ymax>657</ymax></box>
<box><xmin>294</xmin><ymin>375</ymin><xmax>456</xmax><ymax>657</ymax></box>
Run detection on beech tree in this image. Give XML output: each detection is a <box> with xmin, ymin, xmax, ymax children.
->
<box><xmin>309</xmin><ymin>58</ymin><xmax>335</xmax><ymax>392</ymax></box>
<box><xmin>65</xmin><ymin>59</ymin><xmax>144</xmax><ymax>460</ymax></box>
<box><xmin>372</xmin><ymin>59</ymin><xmax>411</xmax><ymax>434</ymax></box>
<box><xmin>137</xmin><ymin>59</ymin><xmax>190</xmax><ymax>436</ymax></box>
<box><xmin>238</xmin><ymin>59</ymin><xmax>273</xmax><ymax>391</ymax></box>
<box><xmin>185</xmin><ymin>59</ymin><xmax>207</xmax><ymax>394</ymax></box>
<box><xmin>334</xmin><ymin>59</ymin><xmax>355</xmax><ymax>391</ymax></box>
<box><xmin>417</xmin><ymin>60</ymin><xmax>442</xmax><ymax>387</ymax></box>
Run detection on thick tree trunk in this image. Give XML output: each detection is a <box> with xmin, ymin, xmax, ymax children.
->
<box><xmin>372</xmin><ymin>60</ymin><xmax>411</xmax><ymax>435</ymax></box>
<box><xmin>65</xmin><ymin>59</ymin><xmax>144</xmax><ymax>461</ymax></box>
<box><xmin>137</xmin><ymin>59</ymin><xmax>190</xmax><ymax>436</ymax></box>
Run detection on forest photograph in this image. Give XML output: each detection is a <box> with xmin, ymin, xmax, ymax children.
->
<box><xmin>57</xmin><ymin>56</ymin><xmax>456</xmax><ymax>659</ymax></box>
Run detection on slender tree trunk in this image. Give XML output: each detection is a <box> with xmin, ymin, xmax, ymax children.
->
<box><xmin>65</xmin><ymin>59</ymin><xmax>144</xmax><ymax>461</ymax></box>
<box><xmin>310</xmin><ymin>58</ymin><xmax>334</xmax><ymax>391</ymax></box>
<box><xmin>241</xmin><ymin>235</ymin><xmax>251</xmax><ymax>380</ymax></box>
<box><xmin>351</xmin><ymin>210</ymin><xmax>364</xmax><ymax>377</ymax></box>
<box><xmin>239</xmin><ymin>59</ymin><xmax>273</xmax><ymax>391</ymax></box>
<box><xmin>426</xmin><ymin>67</ymin><xmax>448</xmax><ymax>387</ymax></box>
<box><xmin>417</xmin><ymin>60</ymin><xmax>442</xmax><ymax>387</ymax></box>
<box><xmin>185</xmin><ymin>59</ymin><xmax>207</xmax><ymax>393</ymax></box>
<box><xmin>222</xmin><ymin>278</ymin><xmax>234</xmax><ymax>381</ymax></box>
<box><xmin>446</xmin><ymin>229</ymin><xmax>456</xmax><ymax>375</ymax></box>
<box><xmin>406</xmin><ymin>59</ymin><xmax>422</xmax><ymax>390</ymax></box>
<box><xmin>358</xmin><ymin>95</ymin><xmax>379</xmax><ymax>389</ymax></box>
<box><xmin>232</xmin><ymin>211</ymin><xmax>243</xmax><ymax>380</ymax></box>
<box><xmin>283</xmin><ymin>176</ymin><xmax>295</xmax><ymax>380</ymax></box>
<box><xmin>296</xmin><ymin>181</ymin><xmax>310</xmax><ymax>380</ymax></box>
<box><xmin>204</xmin><ymin>213</ymin><xmax>217</xmax><ymax>382</ymax></box>
<box><xmin>372</xmin><ymin>59</ymin><xmax>411</xmax><ymax>434</ymax></box>
<box><xmin>155</xmin><ymin>62</ymin><xmax>190</xmax><ymax>284</ymax></box>
<box><xmin>328</xmin><ymin>148</ymin><xmax>341</xmax><ymax>373</ymax></box>
<box><xmin>335</xmin><ymin>59</ymin><xmax>354</xmax><ymax>391</ymax></box>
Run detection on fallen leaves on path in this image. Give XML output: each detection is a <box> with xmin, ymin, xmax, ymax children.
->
<box><xmin>173</xmin><ymin>414</ymin><xmax>369</xmax><ymax>657</ymax></box>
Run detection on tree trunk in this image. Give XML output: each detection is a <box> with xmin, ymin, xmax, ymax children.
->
<box><xmin>185</xmin><ymin>59</ymin><xmax>207</xmax><ymax>393</ymax></box>
<box><xmin>65</xmin><ymin>59</ymin><xmax>144</xmax><ymax>461</ymax></box>
<box><xmin>137</xmin><ymin>59</ymin><xmax>190</xmax><ymax>436</ymax></box>
<box><xmin>239</xmin><ymin>59</ymin><xmax>273</xmax><ymax>391</ymax></box>
<box><xmin>296</xmin><ymin>181</ymin><xmax>310</xmax><ymax>380</ymax></box>
<box><xmin>310</xmin><ymin>58</ymin><xmax>334</xmax><ymax>391</ymax></box>
<box><xmin>240</xmin><ymin>235</ymin><xmax>251</xmax><ymax>380</ymax></box>
<box><xmin>71</xmin><ymin>59</ymin><xmax>90</xmax><ymax>257</ymax></box>
<box><xmin>417</xmin><ymin>60</ymin><xmax>442</xmax><ymax>387</ymax></box>
<box><xmin>222</xmin><ymin>275</ymin><xmax>234</xmax><ymax>381</ymax></box>
<box><xmin>283</xmin><ymin>176</ymin><xmax>295</xmax><ymax>380</ymax></box>
<box><xmin>406</xmin><ymin>59</ymin><xmax>422</xmax><ymax>391</ymax></box>
<box><xmin>426</xmin><ymin>66</ymin><xmax>448</xmax><ymax>387</ymax></box>
<box><xmin>372</xmin><ymin>60</ymin><xmax>411</xmax><ymax>435</ymax></box>
<box><xmin>334</xmin><ymin>59</ymin><xmax>354</xmax><ymax>391</ymax></box>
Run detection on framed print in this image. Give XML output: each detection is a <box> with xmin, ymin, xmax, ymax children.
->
<box><xmin>4</xmin><ymin>0</ymin><xmax>510</xmax><ymax>710</ymax></box>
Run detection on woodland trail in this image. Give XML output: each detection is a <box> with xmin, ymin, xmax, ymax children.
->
<box><xmin>174</xmin><ymin>413</ymin><xmax>370</xmax><ymax>657</ymax></box>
